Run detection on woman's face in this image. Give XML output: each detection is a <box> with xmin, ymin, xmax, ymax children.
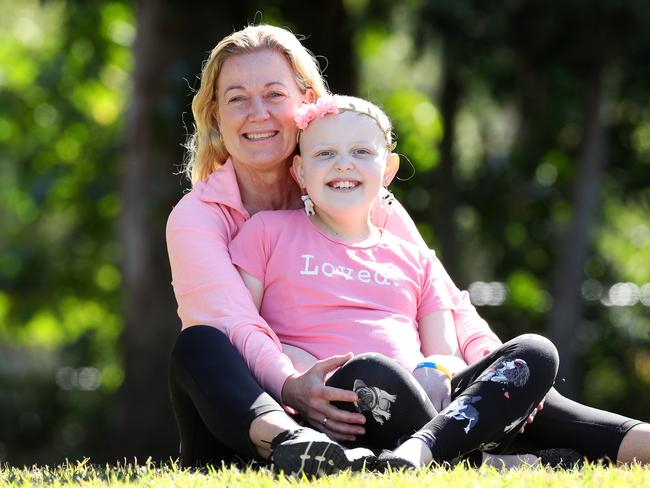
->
<box><xmin>216</xmin><ymin>49</ymin><xmax>310</xmax><ymax>171</ymax></box>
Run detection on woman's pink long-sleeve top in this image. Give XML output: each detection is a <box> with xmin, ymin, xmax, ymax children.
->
<box><xmin>166</xmin><ymin>159</ymin><xmax>501</xmax><ymax>401</ymax></box>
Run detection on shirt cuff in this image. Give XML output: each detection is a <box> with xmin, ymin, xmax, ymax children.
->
<box><xmin>263</xmin><ymin>354</ymin><xmax>300</xmax><ymax>403</ymax></box>
<box><xmin>463</xmin><ymin>337</ymin><xmax>501</xmax><ymax>364</ymax></box>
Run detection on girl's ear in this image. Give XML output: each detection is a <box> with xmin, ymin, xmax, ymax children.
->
<box><xmin>304</xmin><ymin>88</ymin><xmax>316</xmax><ymax>104</ymax></box>
<box><xmin>383</xmin><ymin>152</ymin><xmax>400</xmax><ymax>186</ymax></box>
<box><xmin>291</xmin><ymin>154</ymin><xmax>305</xmax><ymax>187</ymax></box>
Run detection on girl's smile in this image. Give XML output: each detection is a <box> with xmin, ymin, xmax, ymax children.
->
<box><xmin>327</xmin><ymin>179</ymin><xmax>361</xmax><ymax>191</ymax></box>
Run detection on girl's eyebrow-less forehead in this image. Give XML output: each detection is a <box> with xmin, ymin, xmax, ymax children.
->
<box><xmin>307</xmin><ymin>140</ymin><xmax>382</xmax><ymax>150</ymax></box>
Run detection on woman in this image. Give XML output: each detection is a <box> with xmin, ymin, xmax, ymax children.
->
<box><xmin>166</xmin><ymin>23</ymin><xmax>500</xmax><ymax>473</ymax></box>
<box><xmin>166</xmin><ymin>24</ymin><xmax>650</xmax><ymax>474</ymax></box>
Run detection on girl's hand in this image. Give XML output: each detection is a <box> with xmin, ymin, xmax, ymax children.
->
<box><xmin>412</xmin><ymin>367</ymin><xmax>452</xmax><ymax>412</ymax></box>
<box><xmin>519</xmin><ymin>399</ymin><xmax>545</xmax><ymax>433</ymax></box>
<box><xmin>281</xmin><ymin>353</ymin><xmax>366</xmax><ymax>442</ymax></box>
<box><xmin>413</xmin><ymin>355</ymin><xmax>467</xmax><ymax>412</ymax></box>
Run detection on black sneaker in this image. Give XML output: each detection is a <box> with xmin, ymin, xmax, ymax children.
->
<box><xmin>374</xmin><ymin>449</ymin><xmax>417</xmax><ymax>471</ymax></box>
<box><xmin>270</xmin><ymin>427</ymin><xmax>375</xmax><ymax>477</ymax></box>
<box><xmin>534</xmin><ymin>448</ymin><xmax>584</xmax><ymax>469</ymax></box>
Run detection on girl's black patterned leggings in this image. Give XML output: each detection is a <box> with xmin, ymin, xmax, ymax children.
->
<box><xmin>328</xmin><ymin>334</ymin><xmax>559</xmax><ymax>462</ymax></box>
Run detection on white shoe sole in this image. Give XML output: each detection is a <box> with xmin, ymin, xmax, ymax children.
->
<box><xmin>272</xmin><ymin>438</ymin><xmax>349</xmax><ymax>477</ymax></box>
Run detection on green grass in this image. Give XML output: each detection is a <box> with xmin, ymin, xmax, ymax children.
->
<box><xmin>1</xmin><ymin>460</ymin><xmax>649</xmax><ymax>487</ymax></box>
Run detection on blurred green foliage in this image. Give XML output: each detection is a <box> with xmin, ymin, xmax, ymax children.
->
<box><xmin>353</xmin><ymin>0</ymin><xmax>650</xmax><ymax>419</ymax></box>
<box><xmin>0</xmin><ymin>0</ymin><xmax>132</xmax><ymax>462</ymax></box>
<box><xmin>0</xmin><ymin>0</ymin><xmax>648</xmax><ymax>465</ymax></box>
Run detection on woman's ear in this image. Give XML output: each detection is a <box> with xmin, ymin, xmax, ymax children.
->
<box><xmin>211</xmin><ymin>99</ymin><xmax>221</xmax><ymax>128</ymax></box>
<box><xmin>383</xmin><ymin>152</ymin><xmax>400</xmax><ymax>186</ymax></box>
<box><xmin>291</xmin><ymin>154</ymin><xmax>305</xmax><ymax>187</ymax></box>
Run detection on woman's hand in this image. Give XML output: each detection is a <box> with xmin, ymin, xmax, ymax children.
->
<box><xmin>281</xmin><ymin>353</ymin><xmax>366</xmax><ymax>442</ymax></box>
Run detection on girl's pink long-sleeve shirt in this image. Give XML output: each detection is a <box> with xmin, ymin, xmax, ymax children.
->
<box><xmin>166</xmin><ymin>159</ymin><xmax>501</xmax><ymax>401</ymax></box>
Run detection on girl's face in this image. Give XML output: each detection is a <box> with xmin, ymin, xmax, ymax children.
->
<box><xmin>293</xmin><ymin>111</ymin><xmax>398</xmax><ymax>219</ymax></box>
<box><xmin>216</xmin><ymin>49</ymin><xmax>312</xmax><ymax>171</ymax></box>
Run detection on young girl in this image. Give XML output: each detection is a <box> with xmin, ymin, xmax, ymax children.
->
<box><xmin>228</xmin><ymin>95</ymin><xmax>563</xmax><ymax>471</ymax></box>
<box><xmin>231</xmin><ymin>94</ymin><xmax>467</xmax><ymax>402</ymax></box>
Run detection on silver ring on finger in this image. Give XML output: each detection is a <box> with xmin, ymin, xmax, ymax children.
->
<box><xmin>323</xmin><ymin>416</ymin><xmax>328</xmax><ymax>425</ymax></box>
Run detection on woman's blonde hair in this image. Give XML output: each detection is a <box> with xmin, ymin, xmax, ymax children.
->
<box><xmin>184</xmin><ymin>24</ymin><xmax>329</xmax><ymax>184</ymax></box>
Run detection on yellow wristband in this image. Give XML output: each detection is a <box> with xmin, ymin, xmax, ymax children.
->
<box><xmin>413</xmin><ymin>361</ymin><xmax>453</xmax><ymax>380</ymax></box>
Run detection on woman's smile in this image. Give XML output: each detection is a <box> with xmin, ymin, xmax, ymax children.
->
<box><xmin>242</xmin><ymin>130</ymin><xmax>280</xmax><ymax>142</ymax></box>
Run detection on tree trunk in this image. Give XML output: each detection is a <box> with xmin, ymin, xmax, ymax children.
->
<box><xmin>282</xmin><ymin>0</ymin><xmax>356</xmax><ymax>95</ymax></box>
<box><xmin>548</xmin><ymin>66</ymin><xmax>607</xmax><ymax>397</ymax></box>
<box><xmin>113</xmin><ymin>0</ymin><xmax>250</xmax><ymax>461</ymax></box>
<box><xmin>434</xmin><ymin>40</ymin><xmax>461</xmax><ymax>278</ymax></box>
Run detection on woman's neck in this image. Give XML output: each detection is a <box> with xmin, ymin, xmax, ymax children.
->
<box><xmin>233</xmin><ymin>160</ymin><xmax>302</xmax><ymax>215</ymax></box>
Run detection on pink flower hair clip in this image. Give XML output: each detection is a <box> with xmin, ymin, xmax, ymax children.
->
<box><xmin>294</xmin><ymin>95</ymin><xmax>339</xmax><ymax>130</ymax></box>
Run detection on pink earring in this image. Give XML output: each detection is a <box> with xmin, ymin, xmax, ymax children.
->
<box><xmin>301</xmin><ymin>194</ymin><xmax>315</xmax><ymax>216</ymax></box>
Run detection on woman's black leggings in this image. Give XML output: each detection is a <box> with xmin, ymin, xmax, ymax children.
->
<box><xmin>169</xmin><ymin>325</ymin><xmax>284</xmax><ymax>466</ymax></box>
<box><xmin>169</xmin><ymin>326</ymin><xmax>641</xmax><ymax>466</ymax></box>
